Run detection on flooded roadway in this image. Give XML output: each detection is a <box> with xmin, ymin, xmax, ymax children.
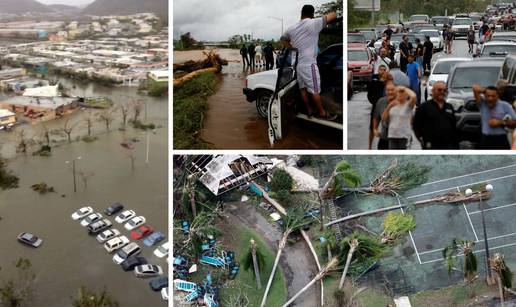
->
<box><xmin>0</xmin><ymin>80</ymin><xmax>168</xmax><ymax>306</ymax></box>
<box><xmin>174</xmin><ymin>49</ymin><xmax>342</xmax><ymax>149</ymax></box>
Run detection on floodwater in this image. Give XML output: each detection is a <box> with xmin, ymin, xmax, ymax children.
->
<box><xmin>174</xmin><ymin>49</ymin><xmax>342</xmax><ymax>149</ymax></box>
<box><xmin>0</xmin><ymin>80</ymin><xmax>168</xmax><ymax>305</ymax></box>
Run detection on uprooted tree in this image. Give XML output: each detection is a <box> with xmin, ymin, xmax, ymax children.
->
<box><xmin>173</xmin><ymin>50</ymin><xmax>228</xmax><ymax>87</ymax></box>
<box><xmin>0</xmin><ymin>158</ymin><xmax>19</xmax><ymax>190</ymax></box>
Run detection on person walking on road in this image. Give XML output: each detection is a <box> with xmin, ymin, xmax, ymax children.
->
<box><xmin>240</xmin><ymin>44</ymin><xmax>250</xmax><ymax>67</ymax></box>
<box><xmin>281</xmin><ymin>4</ymin><xmax>338</xmax><ymax>120</ymax></box>
<box><xmin>248</xmin><ymin>43</ymin><xmax>256</xmax><ymax>68</ymax></box>
<box><xmin>422</xmin><ymin>36</ymin><xmax>433</xmax><ymax>74</ymax></box>
<box><xmin>467</xmin><ymin>25</ymin><xmax>475</xmax><ymax>54</ymax></box>
<box><xmin>384</xmin><ymin>25</ymin><xmax>393</xmax><ymax>39</ymax></box>
<box><xmin>388</xmin><ymin>61</ymin><xmax>410</xmax><ymax>88</ymax></box>
<box><xmin>480</xmin><ymin>22</ymin><xmax>489</xmax><ymax>43</ymax></box>
<box><xmin>415</xmin><ymin>38</ymin><xmax>424</xmax><ymax>69</ymax></box>
<box><xmin>255</xmin><ymin>44</ymin><xmax>263</xmax><ymax>67</ymax></box>
<box><xmin>367</xmin><ymin>65</ymin><xmax>389</xmax><ymax>149</ymax></box>
<box><xmin>473</xmin><ymin>84</ymin><xmax>516</xmax><ymax>149</ymax></box>
<box><xmin>372</xmin><ymin>80</ymin><xmax>397</xmax><ymax>150</ymax></box>
<box><xmin>399</xmin><ymin>35</ymin><xmax>412</xmax><ymax>73</ymax></box>
<box><xmin>385</xmin><ymin>37</ymin><xmax>396</xmax><ymax>62</ymax></box>
<box><xmin>264</xmin><ymin>42</ymin><xmax>275</xmax><ymax>70</ymax></box>
<box><xmin>374</xmin><ymin>48</ymin><xmax>391</xmax><ymax>74</ymax></box>
<box><xmin>406</xmin><ymin>54</ymin><xmax>422</xmax><ymax>106</ymax></box>
<box><xmin>444</xmin><ymin>26</ymin><xmax>454</xmax><ymax>54</ymax></box>
<box><xmin>413</xmin><ymin>81</ymin><xmax>458</xmax><ymax>149</ymax></box>
<box><xmin>382</xmin><ymin>86</ymin><xmax>417</xmax><ymax>149</ymax></box>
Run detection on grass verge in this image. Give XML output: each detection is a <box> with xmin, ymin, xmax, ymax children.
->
<box><xmin>220</xmin><ymin>226</ymin><xmax>288</xmax><ymax>307</ymax></box>
<box><xmin>173</xmin><ymin>71</ymin><xmax>218</xmax><ymax>149</ymax></box>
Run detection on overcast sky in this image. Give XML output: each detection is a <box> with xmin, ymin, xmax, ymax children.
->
<box><xmin>37</xmin><ymin>0</ymin><xmax>94</xmax><ymax>6</ymax></box>
<box><xmin>173</xmin><ymin>0</ymin><xmax>331</xmax><ymax>41</ymax></box>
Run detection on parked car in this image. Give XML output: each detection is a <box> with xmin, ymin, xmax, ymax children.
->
<box><xmin>431</xmin><ymin>16</ymin><xmax>450</xmax><ymax>30</ymax></box>
<box><xmin>149</xmin><ymin>276</ymin><xmax>168</xmax><ymax>291</ymax></box>
<box><xmin>124</xmin><ymin>216</ymin><xmax>146</xmax><ymax>231</ymax></box>
<box><xmin>121</xmin><ymin>256</ymin><xmax>148</xmax><ymax>271</ymax></box>
<box><xmin>408</xmin><ymin>14</ymin><xmax>430</xmax><ymax>26</ymax></box>
<box><xmin>80</xmin><ymin>212</ymin><xmax>103</xmax><ymax>227</ymax></box>
<box><xmin>451</xmin><ymin>17</ymin><xmax>473</xmax><ymax>37</ymax></box>
<box><xmin>17</xmin><ymin>232</ymin><xmax>43</xmax><ymax>247</ymax></box>
<box><xmin>87</xmin><ymin>219</ymin><xmax>112</xmax><ymax>235</ymax></box>
<box><xmin>71</xmin><ymin>206</ymin><xmax>93</xmax><ymax>220</ymax></box>
<box><xmin>500</xmin><ymin>54</ymin><xmax>516</xmax><ymax>82</ymax></box>
<box><xmin>113</xmin><ymin>242</ymin><xmax>141</xmax><ymax>264</ymax></box>
<box><xmin>161</xmin><ymin>287</ymin><xmax>168</xmax><ymax>301</ymax></box>
<box><xmin>424</xmin><ymin>57</ymin><xmax>472</xmax><ymax>101</ymax></box>
<box><xmin>104</xmin><ymin>202</ymin><xmax>124</xmax><ymax>216</ymax></box>
<box><xmin>419</xmin><ymin>29</ymin><xmax>444</xmax><ymax>51</ymax></box>
<box><xmin>153</xmin><ymin>241</ymin><xmax>170</xmax><ymax>258</ymax></box>
<box><xmin>477</xmin><ymin>41</ymin><xmax>516</xmax><ymax>58</ymax></box>
<box><xmin>143</xmin><ymin>231</ymin><xmax>165</xmax><ymax>247</ymax></box>
<box><xmin>243</xmin><ymin>44</ymin><xmax>343</xmax><ymax>145</ymax></box>
<box><xmin>96</xmin><ymin>229</ymin><xmax>121</xmax><ymax>243</ymax></box>
<box><xmin>115</xmin><ymin>210</ymin><xmax>135</xmax><ymax>224</ymax></box>
<box><xmin>130</xmin><ymin>225</ymin><xmax>154</xmax><ymax>240</ymax></box>
<box><xmin>348</xmin><ymin>46</ymin><xmax>373</xmax><ymax>87</ymax></box>
<box><xmin>490</xmin><ymin>31</ymin><xmax>516</xmax><ymax>42</ymax></box>
<box><xmin>134</xmin><ymin>264</ymin><xmax>163</xmax><ymax>277</ymax></box>
<box><xmin>356</xmin><ymin>29</ymin><xmax>378</xmax><ymax>44</ymax></box>
<box><xmin>347</xmin><ymin>32</ymin><xmax>368</xmax><ymax>45</ymax></box>
<box><xmin>104</xmin><ymin>235</ymin><xmax>130</xmax><ymax>253</ymax></box>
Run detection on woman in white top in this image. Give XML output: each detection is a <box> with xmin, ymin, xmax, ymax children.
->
<box><xmin>255</xmin><ymin>44</ymin><xmax>263</xmax><ymax>67</ymax></box>
<box><xmin>381</xmin><ymin>86</ymin><xmax>417</xmax><ymax>149</ymax></box>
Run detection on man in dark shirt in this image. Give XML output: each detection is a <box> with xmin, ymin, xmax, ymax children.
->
<box><xmin>367</xmin><ymin>65</ymin><xmax>388</xmax><ymax>149</ymax></box>
<box><xmin>399</xmin><ymin>35</ymin><xmax>412</xmax><ymax>73</ymax></box>
<box><xmin>384</xmin><ymin>25</ymin><xmax>393</xmax><ymax>39</ymax></box>
<box><xmin>413</xmin><ymin>81</ymin><xmax>458</xmax><ymax>149</ymax></box>
<box><xmin>480</xmin><ymin>23</ymin><xmax>489</xmax><ymax>43</ymax></box>
<box><xmin>248</xmin><ymin>43</ymin><xmax>256</xmax><ymax>68</ymax></box>
<box><xmin>263</xmin><ymin>42</ymin><xmax>275</xmax><ymax>70</ymax></box>
<box><xmin>467</xmin><ymin>26</ymin><xmax>475</xmax><ymax>53</ymax></box>
<box><xmin>240</xmin><ymin>44</ymin><xmax>249</xmax><ymax>67</ymax></box>
<box><xmin>385</xmin><ymin>37</ymin><xmax>396</xmax><ymax>61</ymax></box>
<box><xmin>422</xmin><ymin>36</ymin><xmax>433</xmax><ymax>73</ymax></box>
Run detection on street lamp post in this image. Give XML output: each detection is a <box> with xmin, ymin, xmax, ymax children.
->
<box><xmin>465</xmin><ymin>184</ymin><xmax>494</xmax><ymax>283</ymax></box>
<box><xmin>269</xmin><ymin>16</ymin><xmax>284</xmax><ymax>35</ymax></box>
<box><xmin>65</xmin><ymin>156</ymin><xmax>82</xmax><ymax>193</ymax></box>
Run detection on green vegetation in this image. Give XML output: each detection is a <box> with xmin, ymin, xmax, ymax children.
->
<box><xmin>147</xmin><ymin>78</ymin><xmax>168</xmax><ymax>97</ymax></box>
<box><xmin>30</xmin><ymin>182</ymin><xmax>55</xmax><ymax>194</ymax></box>
<box><xmin>0</xmin><ymin>159</ymin><xmax>19</xmax><ymax>190</ymax></box>
<box><xmin>81</xmin><ymin>97</ymin><xmax>114</xmax><ymax>109</ymax></box>
<box><xmin>32</xmin><ymin>145</ymin><xmax>52</xmax><ymax>157</ymax></box>
<box><xmin>71</xmin><ymin>286</ymin><xmax>118</xmax><ymax>307</ymax></box>
<box><xmin>270</xmin><ymin>169</ymin><xmax>293</xmax><ymax>192</ymax></box>
<box><xmin>0</xmin><ymin>258</ymin><xmax>35</xmax><ymax>307</ymax></box>
<box><xmin>221</xmin><ymin>226</ymin><xmax>288</xmax><ymax>307</ymax></box>
<box><xmin>174</xmin><ymin>32</ymin><xmax>204</xmax><ymax>50</ymax></box>
<box><xmin>443</xmin><ymin>238</ymin><xmax>477</xmax><ymax>282</ymax></box>
<box><xmin>340</xmin><ymin>232</ymin><xmax>385</xmax><ymax>264</ymax></box>
<box><xmin>130</xmin><ymin>120</ymin><xmax>156</xmax><ymax>130</ymax></box>
<box><xmin>173</xmin><ymin>71</ymin><xmax>218</xmax><ymax>149</ymax></box>
<box><xmin>410</xmin><ymin>280</ymin><xmax>493</xmax><ymax>307</ymax></box>
<box><xmin>356</xmin><ymin>288</ymin><xmax>396</xmax><ymax>307</ymax></box>
<box><xmin>381</xmin><ymin>211</ymin><xmax>416</xmax><ymax>243</ymax></box>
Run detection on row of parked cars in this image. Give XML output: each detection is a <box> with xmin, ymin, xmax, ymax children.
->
<box><xmin>70</xmin><ymin>203</ymin><xmax>169</xmax><ymax>301</ymax></box>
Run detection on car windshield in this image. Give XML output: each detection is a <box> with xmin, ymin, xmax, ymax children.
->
<box><xmin>410</xmin><ymin>15</ymin><xmax>427</xmax><ymax>21</ymax></box>
<box><xmin>482</xmin><ymin>45</ymin><xmax>516</xmax><ymax>55</ymax></box>
<box><xmin>348</xmin><ymin>34</ymin><xmax>366</xmax><ymax>43</ymax></box>
<box><xmin>492</xmin><ymin>34</ymin><xmax>516</xmax><ymax>42</ymax></box>
<box><xmin>470</xmin><ymin>16</ymin><xmax>481</xmax><ymax>22</ymax></box>
<box><xmin>348</xmin><ymin>50</ymin><xmax>369</xmax><ymax>61</ymax></box>
<box><xmin>421</xmin><ymin>30</ymin><xmax>439</xmax><ymax>37</ymax></box>
<box><xmin>118</xmin><ymin>250</ymin><xmax>128</xmax><ymax>258</ymax></box>
<box><xmin>432</xmin><ymin>17</ymin><xmax>449</xmax><ymax>24</ymax></box>
<box><xmin>433</xmin><ymin>61</ymin><xmax>467</xmax><ymax>74</ymax></box>
<box><xmin>360</xmin><ymin>31</ymin><xmax>375</xmax><ymax>41</ymax></box>
<box><xmin>450</xmin><ymin>67</ymin><xmax>501</xmax><ymax>88</ymax></box>
<box><xmin>453</xmin><ymin>18</ymin><xmax>472</xmax><ymax>25</ymax></box>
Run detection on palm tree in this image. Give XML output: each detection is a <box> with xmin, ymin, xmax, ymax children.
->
<box><xmin>282</xmin><ymin>258</ymin><xmax>339</xmax><ymax>307</ymax></box>
<box><xmin>490</xmin><ymin>253</ymin><xmax>513</xmax><ymax>306</ymax></box>
<box><xmin>71</xmin><ymin>286</ymin><xmax>118</xmax><ymax>307</ymax></box>
<box><xmin>442</xmin><ymin>238</ymin><xmax>477</xmax><ymax>283</ymax></box>
<box><xmin>242</xmin><ymin>239</ymin><xmax>265</xmax><ymax>289</ymax></box>
<box><xmin>260</xmin><ymin>207</ymin><xmax>314</xmax><ymax>307</ymax></box>
<box><xmin>183</xmin><ymin>173</ymin><xmax>202</xmax><ymax>218</ymax></box>
<box><xmin>339</xmin><ymin>239</ymin><xmax>359</xmax><ymax>289</ymax></box>
<box><xmin>321</xmin><ymin>160</ymin><xmax>362</xmax><ymax>199</ymax></box>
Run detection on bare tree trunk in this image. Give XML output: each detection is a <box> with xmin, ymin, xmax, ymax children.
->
<box><xmin>189</xmin><ymin>188</ymin><xmax>197</xmax><ymax>218</ymax></box>
<box><xmin>497</xmin><ymin>274</ymin><xmax>505</xmax><ymax>307</ymax></box>
<box><xmin>282</xmin><ymin>258</ymin><xmax>338</xmax><ymax>307</ymax></box>
<box><xmin>338</xmin><ymin>240</ymin><xmax>358</xmax><ymax>289</ymax></box>
<box><xmin>251</xmin><ymin>239</ymin><xmax>262</xmax><ymax>289</ymax></box>
<box><xmin>260</xmin><ymin>231</ymin><xmax>289</xmax><ymax>307</ymax></box>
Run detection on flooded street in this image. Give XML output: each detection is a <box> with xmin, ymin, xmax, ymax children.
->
<box><xmin>174</xmin><ymin>49</ymin><xmax>342</xmax><ymax>149</ymax></box>
<box><xmin>0</xmin><ymin>79</ymin><xmax>168</xmax><ymax>305</ymax></box>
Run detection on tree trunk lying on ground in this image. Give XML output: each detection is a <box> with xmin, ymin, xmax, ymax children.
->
<box><xmin>173</xmin><ymin>50</ymin><xmax>228</xmax><ymax>87</ymax></box>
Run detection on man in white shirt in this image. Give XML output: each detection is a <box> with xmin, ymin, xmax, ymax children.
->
<box><xmin>374</xmin><ymin>48</ymin><xmax>391</xmax><ymax>74</ymax></box>
<box><xmin>282</xmin><ymin>4</ymin><xmax>337</xmax><ymax>120</ymax></box>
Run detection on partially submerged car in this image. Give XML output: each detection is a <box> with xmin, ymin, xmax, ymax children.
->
<box><xmin>243</xmin><ymin>44</ymin><xmax>343</xmax><ymax>146</ymax></box>
<box><xmin>17</xmin><ymin>232</ymin><xmax>43</xmax><ymax>248</ymax></box>
<box><xmin>71</xmin><ymin>206</ymin><xmax>93</xmax><ymax>220</ymax></box>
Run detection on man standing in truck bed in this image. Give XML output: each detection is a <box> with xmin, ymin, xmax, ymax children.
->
<box><xmin>281</xmin><ymin>4</ymin><xmax>337</xmax><ymax>120</ymax></box>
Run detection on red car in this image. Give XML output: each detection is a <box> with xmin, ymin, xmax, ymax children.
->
<box><xmin>347</xmin><ymin>46</ymin><xmax>373</xmax><ymax>87</ymax></box>
<box><xmin>130</xmin><ymin>225</ymin><xmax>154</xmax><ymax>240</ymax></box>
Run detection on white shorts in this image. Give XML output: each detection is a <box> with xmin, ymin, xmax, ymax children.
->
<box><xmin>297</xmin><ymin>63</ymin><xmax>321</xmax><ymax>95</ymax></box>
<box><xmin>255</xmin><ymin>53</ymin><xmax>262</xmax><ymax>61</ymax></box>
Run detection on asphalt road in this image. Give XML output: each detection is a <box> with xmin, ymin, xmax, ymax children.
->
<box><xmin>347</xmin><ymin>37</ymin><xmax>474</xmax><ymax>149</ymax></box>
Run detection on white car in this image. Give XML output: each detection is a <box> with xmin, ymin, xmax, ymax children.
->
<box><xmin>71</xmin><ymin>206</ymin><xmax>93</xmax><ymax>220</ymax></box>
<box><xmin>115</xmin><ymin>210</ymin><xmax>135</xmax><ymax>224</ymax></box>
<box><xmin>96</xmin><ymin>229</ymin><xmax>121</xmax><ymax>243</ymax></box>
<box><xmin>424</xmin><ymin>57</ymin><xmax>471</xmax><ymax>101</ymax></box>
<box><xmin>134</xmin><ymin>264</ymin><xmax>163</xmax><ymax>277</ymax></box>
<box><xmin>113</xmin><ymin>242</ymin><xmax>141</xmax><ymax>264</ymax></box>
<box><xmin>451</xmin><ymin>18</ymin><xmax>472</xmax><ymax>37</ymax></box>
<box><xmin>161</xmin><ymin>287</ymin><xmax>168</xmax><ymax>301</ymax></box>
<box><xmin>80</xmin><ymin>213</ymin><xmax>103</xmax><ymax>227</ymax></box>
<box><xmin>420</xmin><ymin>29</ymin><xmax>444</xmax><ymax>51</ymax></box>
<box><xmin>104</xmin><ymin>235</ymin><xmax>130</xmax><ymax>253</ymax></box>
<box><xmin>124</xmin><ymin>216</ymin><xmax>146</xmax><ymax>231</ymax></box>
<box><xmin>153</xmin><ymin>241</ymin><xmax>170</xmax><ymax>258</ymax></box>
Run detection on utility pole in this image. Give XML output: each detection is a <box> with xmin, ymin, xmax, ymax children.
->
<box><xmin>72</xmin><ymin>160</ymin><xmax>76</xmax><ymax>193</ymax></box>
<box><xmin>372</xmin><ymin>0</ymin><xmax>375</xmax><ymax>27</ymax></box>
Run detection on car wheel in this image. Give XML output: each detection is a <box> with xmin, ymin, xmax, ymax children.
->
<box><xmin>256</xmin><ymin>89</ymin><xmax>273</xmax><ymax>118</ymax></box>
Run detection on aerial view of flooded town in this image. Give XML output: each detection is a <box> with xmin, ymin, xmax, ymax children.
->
<box><xmin>0</xmin><ymin>0</ymin><xmax>169</xmax><ymax>305</ymax></box>
<box><xmin>173</xmin><ymin>155</ymin><xmax>516</xmax><ymax>307</ymax></box>
<box><xmin>173</xmin><ymin>0</ymin><xmax>343</xmax><ymax>150</ymax></box>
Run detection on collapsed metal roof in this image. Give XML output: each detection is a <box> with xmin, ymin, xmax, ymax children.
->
<box><xmin>185</xmin><ymin>155</ymin><xmax>273</xmax><ymax>196</ymax></box>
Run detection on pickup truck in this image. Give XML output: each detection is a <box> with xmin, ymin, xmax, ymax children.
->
<box><xmin>243</xmin><ymin>44</ymin><xmax>343</xmax><ymax>146</ymax></box>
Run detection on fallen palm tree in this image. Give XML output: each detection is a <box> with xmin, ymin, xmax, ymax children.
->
<box><xmin>173</xmin><ymin>50</ymin><xmax>228</xmax><ymax>87</ymax></box>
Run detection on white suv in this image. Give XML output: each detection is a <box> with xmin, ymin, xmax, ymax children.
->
<box><xmin>104</xmin><ymin>236</ymin><xmax>130</xmax><ymax>253</ymax></box>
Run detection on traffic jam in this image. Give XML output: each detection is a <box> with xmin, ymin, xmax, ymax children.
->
<box><xmin>347</xmin><ymin>3</ymin><xmax>516</xmax><ymax>150</ymax></box>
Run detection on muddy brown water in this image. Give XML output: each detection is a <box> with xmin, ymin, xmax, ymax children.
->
<box><xmin>0</xmin><ymin>80</ymin><xmax>168</xmax><ymax>306</ymax></box>
<box><xmin>174</xmin><ymin>49</ymin><xmax>342</xmax><ymax>149</ymax></box>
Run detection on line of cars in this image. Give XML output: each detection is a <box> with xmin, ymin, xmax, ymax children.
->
<box><xmin>70</xmin><ymin>203</ymin><xmax>169</xmax><ymax>301</ymax></box>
